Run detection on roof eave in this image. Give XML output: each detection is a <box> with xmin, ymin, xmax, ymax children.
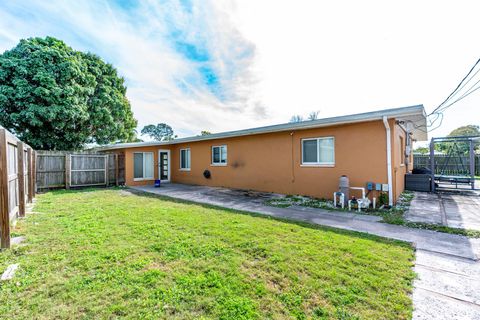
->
<box><xmin>97</xmin><ymin>104</ymin><xmax>427</xmax><ymax>150</ymax></box>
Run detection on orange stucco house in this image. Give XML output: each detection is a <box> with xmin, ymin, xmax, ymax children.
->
<box><xmin>100</xmin><ymin>105</ymin><xmax>427</xmax><ymax>205</ymax></box>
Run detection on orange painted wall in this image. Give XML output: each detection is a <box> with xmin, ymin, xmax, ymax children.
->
<box><xmin>118</xmin><ymin>119</ymin><xmax>409</xmax><ymax>202</ymax></box>
<box><xmin>120</xmin><ymin>146</ymin><xmax>173</xmax><ymax>186</ymax></box>
<box><xmin>392</xmin><ymin>122</ymin><xmax>409</xmax><ymax>201</ymax></box>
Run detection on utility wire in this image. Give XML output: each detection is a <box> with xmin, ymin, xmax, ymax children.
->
<box><xmin>437</xmin><ymin>82</ymin><xmax>480</xmax><ymax>113</ymax></box>
<box><xmin>405</xmin><ymin>58</ymin><xmax>480</xmax><ymax>133</ymax></box>
<box><xmin>429</xmin><ymin>58</ymin><xmax>480</xmax><ymax>115</ymax></box>
<box><xmin>452</xmin><ymin>66</ymin><xmax>480</xmax><ymax>98</ymax></box>
<box><xmin>428</xmin><ymin>112</ymin><xmax>444</xmax><ymax>132</ymax></box>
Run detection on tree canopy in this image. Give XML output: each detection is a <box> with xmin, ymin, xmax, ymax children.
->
<box><xmin>289</xmin><ymin>110</ymin><xmax>320</xmax><ymax>123</ymax></box>
<box><xmin>0</xmin><ymin>36</ymin><xmax>137</xmax><ymax>150</ymax></box>
<box><xmin>448</xmin><ymin>125</ymin><xmax>480</xmax><ymax>138</ymax></box>
<box><xmin>413</xmin><ymin>146</ymin><xmax>429</xmax><ymax>154</ymax></box>
<box><xmin>437</xmin><ymin>125</ymin><xmax>480</xmax><ymax>153</ymax></box>
<box><xmin>289</xmin><ymin>115</ymin><xmax>303</xmax><ymax>123</ymax></box>
<box><xmin>141</xmin><ymin>123</ymin><xmax>177</xmax><ymax>141</ymax></box>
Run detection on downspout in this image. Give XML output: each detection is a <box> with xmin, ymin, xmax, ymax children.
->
<box><xmin>382</xmin><ymin>116</ymin><xmax>394</xmax><ymax>206</ymax></box>
<box><xmin>290</xmin><ymin>131</ymin><xmax>295</xmax><ymax>183</ymax></box>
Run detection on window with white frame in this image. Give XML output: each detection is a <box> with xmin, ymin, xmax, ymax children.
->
<box><xmin>180</xmin><ymin>148</ymin><xmax>191</xmax><ymax>170</ymax></box>
<box><xmin>133</xmin><ymin>152</ymin><xmax>154</xmax><ymax>180</ymax></box>
<box><xmin>301</xmin><ymin>137</ymin><xmax>335</xmax><ymax>165</ymax></box>
<box><xmin>211</xmin><ymin>145</ymin><xmax>227</xmax><ymax>165</ymax></box>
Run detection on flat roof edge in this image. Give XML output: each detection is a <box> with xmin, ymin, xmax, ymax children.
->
<box><xmin>97</xmin><ymin>104</ymin><xmax>426</xmax><ymax>150</ymax></box>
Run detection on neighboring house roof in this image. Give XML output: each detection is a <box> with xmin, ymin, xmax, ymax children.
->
<box><xmin>98</xmin><ymin>104</ymin><xmax>428</xmax><ymax>151</ymax></box>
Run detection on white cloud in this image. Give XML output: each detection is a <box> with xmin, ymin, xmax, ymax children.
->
<box><xmin>0</xmin><ymin>0</ymin><xmax>261</xmax><ymax>137</ymax></box>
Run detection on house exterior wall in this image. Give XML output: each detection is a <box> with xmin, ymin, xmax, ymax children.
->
<box><xmin>121</xmin><ymin>146</ymin><xmax>174</xmax><ymax>186</ymax></box>
<box><xmin>118</xmin><ymin>119</ymin><xmax>408</xmax><ymax>202</ymax></box>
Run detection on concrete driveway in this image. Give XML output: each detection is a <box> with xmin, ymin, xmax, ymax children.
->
<box><xmin>132</xmin><ymin>183</ymin><xmax>480</xmax><ymax>319</ymax></box>
<box><xmin>406</xmin><ymin>192</ymin><xmax>480</xmax><ymax>231</ymax></box>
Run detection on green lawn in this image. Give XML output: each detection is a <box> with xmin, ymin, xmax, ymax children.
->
<box><xmin>0</xmin><ymin>189</ymin><xmax>415</xmax><ymax>319</ymax></box>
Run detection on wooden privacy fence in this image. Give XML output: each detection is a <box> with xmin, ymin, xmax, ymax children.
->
<box><xmin>0</xmin><ymin>127</ymin><xmax>36</xmax><ymax>249</ymax></box>
<box><xmin>414</xmin><ymin>154</ymin><xmax>480</xmax><ymax>176</ymax></box>
<box><xmin>36</xmin><ymin>151</ymin><xmax>125</xmax><ymax>190</ymax></box>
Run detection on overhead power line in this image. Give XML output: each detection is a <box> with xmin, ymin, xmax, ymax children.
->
<box><xmin>430</xmin><ymin>58</ymin><xmax>480</xmax><ymax>115</ymax></box>
<box><xmin>436</xmin><ymin>79</ymin><xmax>480</xmax><ymax>113</ymax></box>
<box><xmin>418</xmin><ymin>57</ymin><xmax>480</xmax><ymax>132</ymax></box>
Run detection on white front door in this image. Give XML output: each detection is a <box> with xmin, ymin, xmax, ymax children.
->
<box><xmin>158</xmin><ymin>150</ymin><xmax>170</xmax><ymax>182</ymax></box>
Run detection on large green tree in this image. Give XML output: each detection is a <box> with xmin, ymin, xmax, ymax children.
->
<box><xmin>0</xmin><ymin>37</ymin><xmax>137</xmax><ymax>150</ymax></box>
<box><xmin>437</xmin><ymin>125</ymin><xmax>480</xmax><ymax>154</ymax></box>
<box><xmin>141</xmin><ymin>123</ymin><xmax>177</xmax><ymax>141</ymax></box>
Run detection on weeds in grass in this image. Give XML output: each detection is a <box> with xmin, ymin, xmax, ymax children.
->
<box><xmin>266</xmin><ymin>190</ymin><xmax>480</xmax><ymax>238</ymax></box>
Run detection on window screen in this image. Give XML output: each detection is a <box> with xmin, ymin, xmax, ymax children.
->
<box><xmin>302</xmin><ymin>137</ymin><xmax>335</xmax><ymax>165</ymax></box>
<box><xmin>134</xmin><ymin>152</ymin><xmax>154</xmax><ymax>179</ymax></box>
<box><xmin>144</xmin><ymin>153</ymin><xmax>154</xmax><ymax>178</ymax></box>
<box><xmin>134</xmin><ymin>153</ymin><xmax>143</xmax><ymax>179</ymax></box>
<box><xmin>302</xmin><ymin>140</ymin><xmax>318</xmax><ymax>163</ymax></box>
<box><xmin>212</xmin><ymin>145</ymin><xmax>227</xmax><ymax>164</ymax></box>
<box><xmin>319</xmin><ymin>138</ymin><xmax>334</xmax><ymax>164</ymax></box>
<box><xmin>220</xmin><ymin>146</ymin><xmax>227</xmax><ymax>163</ymax></box>
<box><xmin>180</xmin><ymin>149</ymin><xmax>190</xmax><ymax>169</ymax></box>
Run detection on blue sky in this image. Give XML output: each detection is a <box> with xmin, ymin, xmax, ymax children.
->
<box><xmin>0</xmin><ymin>0</ymin><xmax>258</xmax><ymax>137</ymax></box>
<box><xmin>1</xmin><ymin>0</ymin><xmax>480</xmax><ymax>140</ymax></box>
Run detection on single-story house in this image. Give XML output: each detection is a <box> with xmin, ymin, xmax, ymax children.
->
<box><xmin>99</xmin><ymin>105</ymin><xmax>427</xmax><ymax>205</ymax></box>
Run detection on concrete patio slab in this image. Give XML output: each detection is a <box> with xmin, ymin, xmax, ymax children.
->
<box><xmin>406</xmin><ymin>191</ymin><xmax>480</xmax><ymax>231</ymax></box>
<box><xmin>406</xmin><ymin>192</ymin><xmax>444</xmax><ymax>225</ymax></box>
<box><xmin>131</xmin><ymin>183</ymin><xmax>480</xmax><ymax>320</ymax></box>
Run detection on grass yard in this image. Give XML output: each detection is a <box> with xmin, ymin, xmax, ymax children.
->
<box><xmin>0</xmin><ymin>189</ymin><xmax>415</xmax><ymax>319</ymax></box>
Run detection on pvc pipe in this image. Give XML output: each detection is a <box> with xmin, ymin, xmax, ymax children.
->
<box><xmin>382</xmin><ymin>116</ymin><xmax>394</xmax><ymax>206</ymax></box>
<box><xmin>350</xmin><ymin>187</ymin><xmax>366</xmax><ymax>200</ymax></box>
<box><xmin>373</xmin><ymin>197</ymin><xmax>376</xmax><ymax>209</ymax></box>
<box><xmin>334</xmin><ymin>192</ymin><xmax>345</xmax><ymax>209</ymax></box>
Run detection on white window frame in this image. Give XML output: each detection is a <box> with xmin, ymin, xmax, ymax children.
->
<box><xmin>301</xmin><ymin>137</ymin><xmax>335</xmax><ymax>167</ymax></box>
<box><xmin>133</xmin><ymin>152</ymin><xmax>154</xmax><ymax>181</ymax></box>
<box><xmin>179</xmin><ymin>148</ymin><xmax>191</xmax><ymax>171</ymax></box>
<box><xmin>211</xmin><ymin>145</ymin><xmax>227</xmax><ymax>166</ymax></box>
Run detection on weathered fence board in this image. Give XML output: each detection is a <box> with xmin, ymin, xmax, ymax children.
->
<box><xmin>414</xmin><ymin>154</ymin><xmax>480</xmax><ymax>176</ymax></box>
<box><xmin>36</xmin><ymin>153</ymin><xmax>66</xmax><ymax>189</ymax></box>
<box><xmin>0</xmin><ymin>127</ymin><xmax>35</xmax><ymax>249</ymax></box>
<box><xmin>36</xmin><ymin>151</ymin><xmax>124</xmax><ymax>190</ymax></box>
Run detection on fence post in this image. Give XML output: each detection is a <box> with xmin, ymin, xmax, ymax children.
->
<box><xmin>429</xmin><ymin>140</ymin><xmax>435</xmax><ymax>192</ymax></box>
<box><xmin>65</xmin><ymin>154</ymin><xmax>71</xmax><ymax>189</ymax></box>
<box><xmin>27</xmin><ymin>148</ymin><xmax>33</xmax><ymax>203</ymax></box>
<box><xmin>32</xmin><ymin>151</ymin><xmax>36</xmax><ymax>196</ymax></box>
<box><xmin>104</xmin><ymin>155</ymin><xmax>108</xmax><ymax>186</ymax></box>
<box><xmin>17</xmin><ymin>142</ymin><xmax>26</xmax><ymax>218</ymax></box>
<box><xmin>470</xmin><ymin>140</ymin><xmax>475</xmax><ymax>190</ymax></box>
<box><xmin>477</xmin><ymin>155</ymin><xmax>480</xmax><ymax>176</ymax></box>
<box><xmin>0</xmin><ymin>129</ymin><xmax>10</xmax><ymax>248</ymax></box>
<box><xmin>115</xmin><ymin>154</ymin><xmax>119</xmax><ymax>186</ymax></box>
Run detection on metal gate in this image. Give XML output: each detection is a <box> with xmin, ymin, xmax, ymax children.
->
<box><xmin>428</xmin><ymin>135</ymin><xmax>480</xmax><ymax>191</ymax></box>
